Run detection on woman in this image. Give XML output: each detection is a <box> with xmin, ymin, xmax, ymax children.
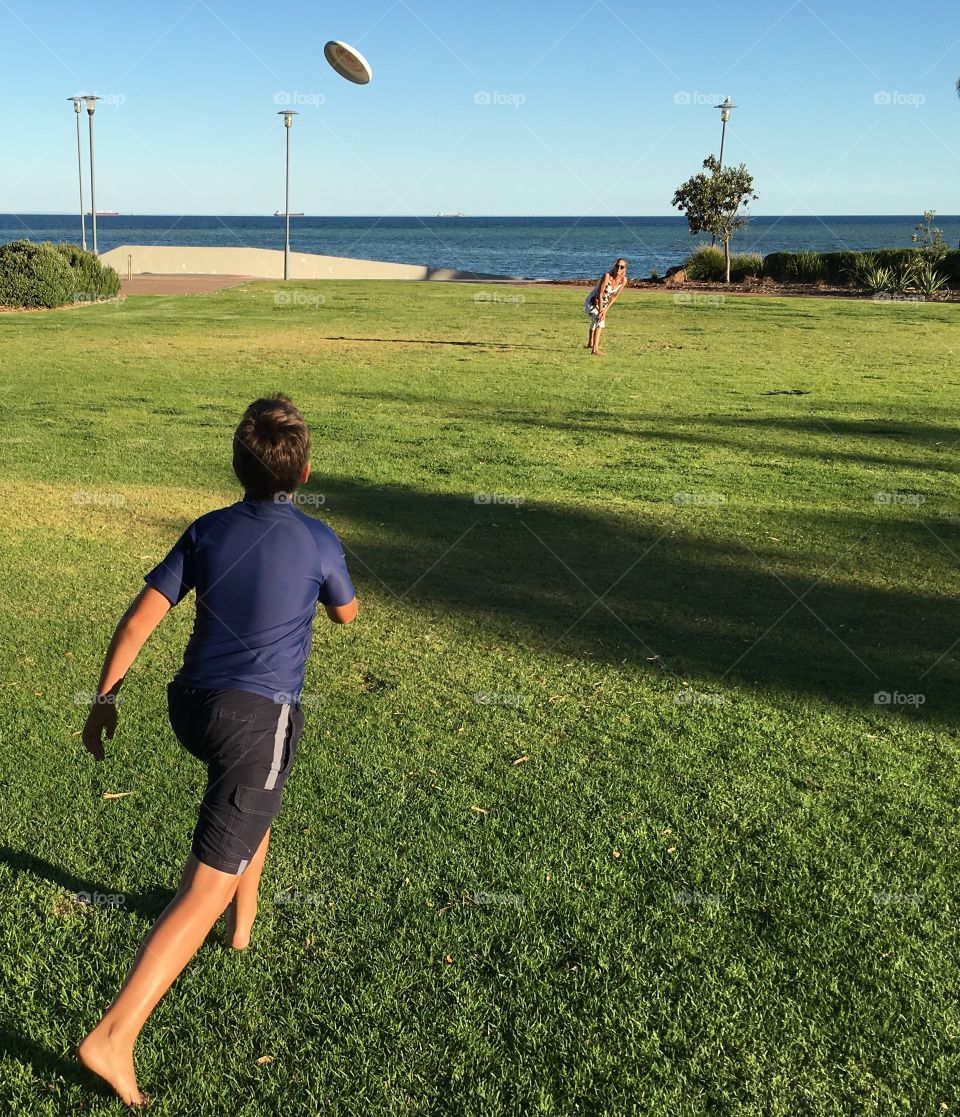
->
<box><xmin>584</xmin><ymin>258</ymin><xmax>627</xmax><ymax>355</ymax></box>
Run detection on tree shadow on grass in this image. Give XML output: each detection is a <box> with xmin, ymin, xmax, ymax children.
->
<box><xmin>631</xmin><ymin>413</ymin><xmax>960</xmax><ymax>453</ymax></box>
<box><xmin>309</xmin><ymin>477</ymin><xmax>959</xmax><ymax>722</ymax></box>
<box><xmin>319</xmin><ymin>335</ymin><xmax>553</xmax><ymax>351</ymax></box>
<box><xmin>339</xmin><ymin>390</ymin><xmax>960</xmax><ymax>474</ymax></box>
<box><xmin>502</xmin><ymin>417</ymin><xmax>956</xmax><ymax>474</ymax></box>
<box><xmin>729</xmin><ymin>416</ymin><xmax>960</xmax><ymax>443</ymax></box>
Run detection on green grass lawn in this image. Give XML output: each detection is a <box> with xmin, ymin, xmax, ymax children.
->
<box><xmin>1</xmin><ymin>280</ymin><xmax>958</xmax><ymax>1115</ymax></box>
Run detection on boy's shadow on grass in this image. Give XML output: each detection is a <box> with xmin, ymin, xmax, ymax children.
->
<box><xmin>0</xmin><ymin>848</ymin><xmax>175</xmax><ymax>1100</ymax></box>
<box><xmin>0</xmin><ymin>1024</ymin><xmax>94</xmax><ymax>1095</ymax></box>
<box><xmin>0</xmin><ymin>846</ymin><xmax>173</xmax><ymax>922</ymax></box>
<box><xmin>309</xmin><ymin>475</ymin><xmax>959</xmax><ymax>721</ymax></box>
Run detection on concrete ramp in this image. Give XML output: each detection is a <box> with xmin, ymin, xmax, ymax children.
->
<box><xmin>99</xmin><ymin>244</ymin><xmax>518</xmax><ymax>282</ymax></box>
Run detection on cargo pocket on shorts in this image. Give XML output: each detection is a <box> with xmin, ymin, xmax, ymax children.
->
<box><xmin>232</xmin><ymin>784</ymin><xmax>282</xmax><ymax>818</ymax></box>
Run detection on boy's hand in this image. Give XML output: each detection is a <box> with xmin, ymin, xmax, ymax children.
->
<box><xmin>80</xmin><ymin>586</ymin><xmax>171</xmax><ymax>762</ymax></box>
<box><xmin>83</xmin><ymin>696</ymin><xmax>118</xmax><ymax>762</ymax></box>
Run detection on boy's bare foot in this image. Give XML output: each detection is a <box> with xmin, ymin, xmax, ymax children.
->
<box><xmin>77</xmin><ymin>1028</ymin><xmax>150</xmax><ymax>1108</ymax></box>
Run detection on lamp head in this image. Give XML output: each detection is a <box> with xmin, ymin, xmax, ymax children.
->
<box><xmin>84</xmin><ymin>94</ymin><xmax>102</xmax><ymax>115</ymax></box>
<box><xmin>277</xmin><ymin>110</ymin><xmax>299</xmax><ymax>128</ymax></box>
<box><xmin>68</xmin><ymin>96</ymin><xmax>82</xmax><ymax>113</ymax></box>
<box><xmin>716</xmin><ymin>96</ymin><xmax>737</xmax><ymax>122</ymax></box>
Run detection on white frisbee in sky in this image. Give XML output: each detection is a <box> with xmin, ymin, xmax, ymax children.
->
<box><xmin>324</xmin><ymin>40</ymin><xmax>373</xmax><ymax>85</ymax></box>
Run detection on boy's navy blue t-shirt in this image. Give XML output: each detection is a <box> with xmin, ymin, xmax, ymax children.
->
<box><xmin>144</xmin><ymin>496</ymin><xmax>355</xmax><ymax>703</ymax></box>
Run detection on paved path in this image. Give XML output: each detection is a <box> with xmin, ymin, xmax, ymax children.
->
<box><xmin>119</xmin><ymin>274</ymin><xmax>252</xmax><ymax>296</ymax></box>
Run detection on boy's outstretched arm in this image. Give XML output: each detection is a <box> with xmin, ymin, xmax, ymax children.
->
<box><xmin>82</xmin><ymin>585</ymin><xmax>172</xmax><ymax>762</ymax></box>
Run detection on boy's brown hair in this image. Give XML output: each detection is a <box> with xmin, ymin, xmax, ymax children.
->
<box><xmin>232</xmin><ymin>396</ymin><xmax>311</xmax><ymax>499</ymax></box>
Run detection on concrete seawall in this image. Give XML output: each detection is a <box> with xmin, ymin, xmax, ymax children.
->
<box><xmin>99</xmin><ymin>244</ymin><xmax>518</xmax><ymax>282</ymax></box>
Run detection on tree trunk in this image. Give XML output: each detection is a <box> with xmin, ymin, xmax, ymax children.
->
<box><xmin>724</xmin><ymin>236</ymin><xmax>731</xmax><ymax>284</ymax></box>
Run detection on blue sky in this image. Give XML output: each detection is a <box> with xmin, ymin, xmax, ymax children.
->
<box><xmin>2</xmin><ymin>0</ymin><xmax>958</xmax><ymax>215</ymax></box>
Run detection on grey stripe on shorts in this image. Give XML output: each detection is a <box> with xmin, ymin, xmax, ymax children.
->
<box><xmin>264</xmin><ymin>704</ymin><xmax>291</xmax><ymax>790</ymax></box>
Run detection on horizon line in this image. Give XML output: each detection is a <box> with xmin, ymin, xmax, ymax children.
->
<box><xmin>3</xmin><ymin>211</ymin><xmax>958</xmax><ymax>220</ymax></box>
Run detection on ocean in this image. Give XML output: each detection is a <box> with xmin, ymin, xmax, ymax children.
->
<box><xmin>2</xmin><ymin>214</ymin><xmax>958</xmax><ymax>281</ymax></box>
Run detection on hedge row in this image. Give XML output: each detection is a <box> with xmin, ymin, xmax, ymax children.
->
<box><xmin>0</xmin><ymin>240</ymin><xmax>121</xmax><ymax>308</ymax></box>
<box><xmin>764</xmin><ymin>249</ymin><xmax>921</xmax><ymax>284</ymax></box>
<box><xmin>763</xmin><ymin>248</ymin><xmax>960</xmax><ymax>286</ymax></box>
<box><xmin>683</xmin><ymin>245</ymin><xmax>960</xmax><ymax>287</ymax></box>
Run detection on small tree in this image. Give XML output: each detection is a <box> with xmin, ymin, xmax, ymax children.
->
<box><xmin>912</xmin><ymin>210</ymin><xmax>948</xmax><ymax>263</ymax></box>
<box><xmin>672</xmin><ymin>156</ymin><xmax>758</xmax><ymax>283</ymax></box>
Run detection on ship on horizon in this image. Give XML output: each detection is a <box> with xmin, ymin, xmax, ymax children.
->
<box><xmin>436</xmin><ymin>211</ymin><xmax>467</xmax><ymax>218</ymax></box>
<box><xmin>87</xmin><ymin>210</ymin><xmax>119</xmax><ymax>216</ymax></box>
<box><xmin>275</xmin><ymin>209</ymin><xmax>305</xmax><ymax>217</ymax></box>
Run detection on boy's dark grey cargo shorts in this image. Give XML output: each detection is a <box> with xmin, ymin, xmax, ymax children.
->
<box><xmin>167</xmin><ymin>681</ymin><xmax>305</xmax><ymax>875</ymax></box>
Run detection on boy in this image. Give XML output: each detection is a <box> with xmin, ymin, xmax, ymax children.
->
<box><xmin>77</xmin><ymin>396</ymin><xmax>357</xmax><ymax>1107</ymax></box>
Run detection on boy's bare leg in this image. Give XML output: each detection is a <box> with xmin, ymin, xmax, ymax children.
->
<box><xmin>77</xmin><ymin>854</ymin><xmax>239</xmax><ymax>1108</ymax></box>
<box><xmin>224</xmin><ymin>827</ymin><xmax>270</xmax><ymax>949</ymax></box>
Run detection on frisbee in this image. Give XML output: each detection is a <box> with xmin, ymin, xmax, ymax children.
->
<box><xmin>324</xmin><ymin>40</ymin><xmax>373</xmax><ymax>85</ymax></box>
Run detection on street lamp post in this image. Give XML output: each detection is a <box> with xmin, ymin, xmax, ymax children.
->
<box><xmin>710</xmin><ymin>97</ymin><xmax>737</xmax><ymax>246</ymax></box>
<box><xmin>84</xmin><ymin>95</ymin><xmax>102</xmax><ymax>253</ymax></box>
<box><xmin>716</xmin><ymin>96</ymin><xmax>737</xmax><ymax>169</ymax></box>
<box><xmin>67</xmin><ymin>97</ymin><xmax>87</xmax><ymax>250</ymax></box>
<box><xmin>277</xmin><ymin>110</ymin><xmax>298</xmax><ymax>280</ymax></box>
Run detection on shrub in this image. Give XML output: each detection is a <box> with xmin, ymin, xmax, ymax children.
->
<box><xmin>683</xmin><ymin>244</ymin><xmax>726</xmax><ymax>281</ymax></box>
<box><xmin>761</xmin><ymin>252</ymin><xmax>793</xmax><ymax>282</ymax></box>
<box><xmin>937</xmin><ymin>250</ymin><xmax>960</xmax><ymax>287</ymax></box>
<box><xmin>861</xmin><ymin>265</ymin><xmax>895</xmax><ymax>294</ymax></box>
<box><xmin>907</xmin><ymin>260</ymin><xmax>948</xmax><ymax>296</ymax></box>
<box><xmin>729</xmin><ymin>253</ymin><xmax>764</xmax><ymax>281</ymax></box>
<box><xmin>790</xmin><ymin>251</ymin><xmax>824</xmax><ymax>281</ymax></box>
<box><xmin>890</xmin><ymin>264</ymin><xmax>916</xmax><ymax>295</ymax></box>
<box><xmin>839</xmin><ymin>252</ymin><xmax>875</xmax><ymax>286</ymax></box>
<box><xmin>0</xmin><ymin>240</ymin><xmax>120</xmax><ymax>308</ymax></box>
<box><xmin>55</xmin><ymin>242</ymin><xmax>121</xmax><ymax>301</ymax></box>
<box><xmin>819</xmin><ymin>250</ymin><xmax>865</xmax><ymax>284</ymax></box>
<box><xmin>762</xmin><ymin>250</ymin><xmax>825</xmax><ymax>282</ymax></box>
<box><xmin>860</xmin><ymin>259</ymin><xmax>947</xmax><ymax>297</ymax></box>
<box><xmin>911</xmin><ymin>210</ymin><xmax>948</xmax><ymax>264</ymax></box>
<box><xmin>847</xmin><ymin>252</ymin><xmax>879</xmax><ymax>288</ymax></box>
<box><xmin>0</xmin><ymin>240</ymin><xmax>76</xmax><ymax>308</ymax></box>
<box><xmin>872</xmin><ymin>248</ymin><xmax>919</xmax><ymax>272</ymax></box>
